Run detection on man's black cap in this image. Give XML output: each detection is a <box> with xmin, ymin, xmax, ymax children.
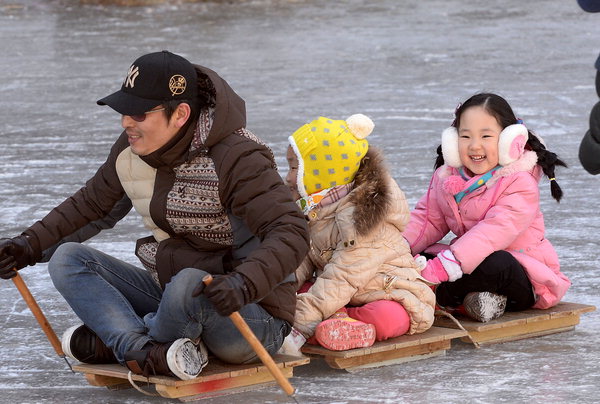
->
<box><xmin>97</xmin><ymin>50</ymin><xmax>198</xmax><ymax>116</ymax></box>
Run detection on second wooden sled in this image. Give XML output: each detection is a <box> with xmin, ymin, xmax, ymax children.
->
<box><xmin>434</xmin><ymin>301</ymin><xmax>596</xmax><ymax>346</ymax></box>
<box><xmin>300</xmin><ymin>326</ymin><xmax>467</xmax><ymax>371</ymax></box>
<box><xmin>72</xmin><ymin>354</ymin><xmax>309</xmax><ymax>402</ymax></box>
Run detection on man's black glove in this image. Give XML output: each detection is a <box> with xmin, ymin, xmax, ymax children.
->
<box><xmin>0</xmin><ymin>235</ymin><xmax>36</xmax><ymax>279</ymax></box>
<box><xmin>199</xmin><ymin>272</ymin><xmax>254</xmax><ymax>317</ymax></box>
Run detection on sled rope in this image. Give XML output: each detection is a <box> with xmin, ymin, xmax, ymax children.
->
<box><xmin>435</xmin><ymin>309</ymin><xmax>481</xmax><ymax>349</ymax></box>
<box><xmin>127</xmin><ymin>371</ymin><xmax>160</xmax><ymax>397</ymax></box>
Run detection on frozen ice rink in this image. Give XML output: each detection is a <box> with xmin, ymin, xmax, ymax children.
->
<box><xmin>0</xmin><ymin>0</ymin><xmax>599</xmax><ymax>403</ymax></box>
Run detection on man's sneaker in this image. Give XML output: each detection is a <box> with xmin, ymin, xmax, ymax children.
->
<box><xmin>315</xmin><ymin>316</ymin><xmax>376</xmax><ymax>351</ymax></box>
<box><xmin>278</xmin><ymin>327</ymin><xmax>307</xmax><ymax>357</ymax></box>
<box><xmin>124</xmin><ymin>338</ymin><xmax>208</xmax><ymax>380</ymax></box>
<box><xmin>61</xmin><ymin>324</ymin><xmax>117</xmax><ymax>364</ymax></box>
<box><xmin>463</xmin><ymin>292</ymin><xmax>508</xmax><ymax>323</ymax></box>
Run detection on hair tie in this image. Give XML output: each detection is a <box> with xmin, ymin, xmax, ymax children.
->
<box><xmin>451</xmin><ymin>102</ymin><xmax>462</xmax><ymax>126</ymax></box>
<box><xmin>549</xmin><ymin>178</ymin><xmax>556</xmax><ymax>181</ymax></box>
<box><xmin>516</xmin><ymin>118</ymin><xmax>524</xmax><ymax>125</ymax></box>
<box><xmin>454</xmin><ymin>102</ymin><xmax>462</xmax><ymax>115</ymax></box>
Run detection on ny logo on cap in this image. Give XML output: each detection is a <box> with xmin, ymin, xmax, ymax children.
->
<box><xmin>124</xmin><ymin>65</ymin><xmax>140</xmax><ymax>88</ymax></box>
<box><xmin>169</xmin><ymin>75</ymin><xmax>186</xmax><ymax>96</ymax></box>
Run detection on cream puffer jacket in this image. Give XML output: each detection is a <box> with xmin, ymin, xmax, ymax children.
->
<box><xmin>294</xmin><ymin>149</ymin><xmax>436</xmax><ymax>338</ymax></box>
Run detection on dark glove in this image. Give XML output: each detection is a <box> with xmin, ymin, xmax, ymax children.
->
<box><xmin>0</xmin><ymin>235</ymin><xmax>36</xmax><ymax>279</ymax></box>
<box><xmin>200</xmin><ymin>273</ymin><xmax>254</xmax><ymax>316</ymax></box>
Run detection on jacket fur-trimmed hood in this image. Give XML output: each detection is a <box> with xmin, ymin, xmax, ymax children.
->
<box><xmin>349</xmin><ymin>147</ymin><xmax>391</xmax><ymax>236</ymax></box>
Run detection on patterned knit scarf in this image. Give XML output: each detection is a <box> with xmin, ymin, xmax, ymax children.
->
<box><xmin>297</xmin><ymin>182</ymin><xmax>354</xmax><ymax>215</ymax></box>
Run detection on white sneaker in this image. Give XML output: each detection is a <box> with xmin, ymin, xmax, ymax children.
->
<box><xmin>61</xmin><ymin>324</ymin><xmax>117</xmax><ymax>364</ymax></box>
<box><xmin>166</xmin><ymin>338</ymin><xmax>209</xmax><ymax>380</ymax></box>
<box><xmin>463</xmin><ymin>292</ymin><xmax>507</xmax><ymax>323</ymax></box>
<box><xmin>277</xmin><ymin>328</ymin><xmax>306</xmax><ymax>357</ymax></box>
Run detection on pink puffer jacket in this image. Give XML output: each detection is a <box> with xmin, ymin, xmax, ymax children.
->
<box><xmin>403</xmin><ymin>151</ymin><xmax>570</xmax><ymax>309</ymax></box>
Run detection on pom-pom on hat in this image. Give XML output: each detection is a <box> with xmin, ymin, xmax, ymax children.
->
<box><xmin>288</xmin><ymin>114</ymin><xmax>373</xmax><ymax>198</ymax></box>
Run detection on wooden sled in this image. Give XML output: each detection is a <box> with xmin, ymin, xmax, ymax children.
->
<box><xmin>72</xmin><ymin>354</ymin><xmax>309</xmax><ymax>402</ymax></box>
<box><xmin>434</xmin><ymin>301</ymin><xmax>596</xmax><ymax>346</ymax></box>
<box><xmin>300</xmin><ymin>326</ymin><xmax>467</xmax><ymax>371</ymax></box>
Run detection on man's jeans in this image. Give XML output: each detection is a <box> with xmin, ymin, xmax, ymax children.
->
<box><xmin>48</xmin><ymin>243</ymin><xmax>289</xmax><ymax>363</ymax></box>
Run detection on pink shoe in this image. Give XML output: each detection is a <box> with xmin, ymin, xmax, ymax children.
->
<box><xmin>315</xmin><ymin>317</ymin><xmax>376</xmax><ymax>351</ymax></box>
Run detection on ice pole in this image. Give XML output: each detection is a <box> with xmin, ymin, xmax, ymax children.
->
<box><xmin>202</xmin><ymin>274</ymin><xmax>299</xmax><ymax>403</ymax></box>
<box><xmin>11</xmin><ymin>270</ymin><xmax>72</xmax><ymax>371</ymax></box>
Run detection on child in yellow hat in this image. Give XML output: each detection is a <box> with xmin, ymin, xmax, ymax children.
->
<box><xmin>280</xmin><ymin>114</ymin><xmax>435</xmax><ymax>353</ymax></box>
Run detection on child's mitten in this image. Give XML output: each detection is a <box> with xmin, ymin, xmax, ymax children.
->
<box><xmin>421</xmin><ymin>250</ymin><xmax>463</xmax><ymax>284</ymax></box>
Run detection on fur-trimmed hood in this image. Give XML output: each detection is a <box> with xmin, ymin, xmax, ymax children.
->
<box><xmin>349</xmin><ymin>147</ymin><xmax>392</xmax><ymax>236</ymax></box>
<box><xmin>487</xmin><ymin>150</ymin><xmax>538</xmax><ymax>187</ymax></box>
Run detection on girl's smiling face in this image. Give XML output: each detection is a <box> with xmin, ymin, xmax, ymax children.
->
<box><xmin>457</xmin><ymin>106</ymin><xmax>502</xmax><ymax>175</ymax></box>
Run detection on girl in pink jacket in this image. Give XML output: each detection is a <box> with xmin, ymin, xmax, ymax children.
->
<box><xmin>403</xmin><ymin>93</ymin><xmax>571</xmax><ymax>322</ymax></box>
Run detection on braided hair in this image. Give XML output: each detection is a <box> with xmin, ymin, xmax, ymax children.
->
<box><xmin>434</xmin><ymin>93</ymin><xmax>566</xmax><ymax>202</ymax></box>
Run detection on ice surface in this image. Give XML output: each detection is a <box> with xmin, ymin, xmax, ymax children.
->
<box><xmin>0</xmin><ymin>0</ymin><xmax>599</xmax><ymax>403</ymax></box>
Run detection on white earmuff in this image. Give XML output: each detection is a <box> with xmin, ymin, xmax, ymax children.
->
<box><xmin>498</xmin><ymin>124</ymin><xmax>528</xmax><ymax>166</ymax></box>
<box><xmin>442</xmin><ymin>123</ymin><xmax>528</xmax><ymax>169</ymax></box>
<box><xmin>441</xmin><ymin>127</ymin><xmax>461</xmax><ymax>168</ymax></box>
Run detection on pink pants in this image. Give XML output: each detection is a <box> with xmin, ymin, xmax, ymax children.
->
<box><xmin>346</xmin><ymin>300</ymin><xmax>410</xmax><ymax>341</ymax></box>
<box><xmin>298</xmin><ymin>282</ymin><xmax>410</xmax><ymax>341</ymax></box>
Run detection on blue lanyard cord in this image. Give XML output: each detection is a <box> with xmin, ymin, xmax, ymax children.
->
<box><xmin>454</xmin><ymin>166</ymin><xmax>501</xmax><ymax>203</ymax></box>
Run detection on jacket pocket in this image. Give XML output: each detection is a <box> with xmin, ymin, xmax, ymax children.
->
<box><xmin>154</xmin><ymin>237</ymin><xmax>233</xmax><ymax>288</ymax></box>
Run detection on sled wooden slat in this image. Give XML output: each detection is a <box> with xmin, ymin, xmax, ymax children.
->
<box><xmin>155</xmin><ymin>367</ymin><xmax>293</xmax><ymax>400</ymax></box>
<box><xmin>300</xmin><ymin>326</ymin><xmax>466</xmax><ymax>371</ymax></box>
<box><xmin>433</xmin><ymin>301</ymin><xmax>596</xmax><ymax>346</ymax></box>
<box><xmin>72</xmin><ymin>354</ymin><xmax>309</xmax><ymax>401</ymax></box>
<box><xmin>84</xmin><ymin>373</ymin><xmax>130</xmax><ymax>388</ymax></box>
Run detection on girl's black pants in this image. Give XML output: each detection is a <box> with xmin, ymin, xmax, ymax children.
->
<box><xmin>434</xmin><ymin>250</ymin><xmax>536</xmax><ymax>311</ymax></box>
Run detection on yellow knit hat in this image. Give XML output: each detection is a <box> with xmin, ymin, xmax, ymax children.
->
<box><xmin>288</xmin><ymin>114</ymin><xmax>374</xmax><ymax>198</ymax></box>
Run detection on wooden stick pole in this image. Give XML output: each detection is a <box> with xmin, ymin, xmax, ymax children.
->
<box><xmin>11</xmin><ymin>272</ymin><xmax>65</xmax><ymax>357</ymax></box>
<box><xmin>202</xmin><ymin>275</ymin><xmax>297</xmax><ymax>399</ymax></box>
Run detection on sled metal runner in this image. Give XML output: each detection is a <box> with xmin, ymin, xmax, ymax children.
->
<box><xmin>433</xmin><ymin>301</ymin><xmax>596</xmax><ymax>345</ymax></box>
<box><xmin>301</xmin><ymin>326</ymin><xmax>467</xmax><ymax>371</ymax></box>
<box><xmin>72</xmin><ymin>354</ymin><xmax>309</xmax><ymax>401</ymax></box>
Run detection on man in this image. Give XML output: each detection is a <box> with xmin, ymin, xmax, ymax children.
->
<box><xmin>579</xmin><ymin>102</ymin><xmax>600</xmax><ymax>175</ymax></box>
<box><xmin>0</xmin><ymin>51</ymin><xmax>309</xmax><ymax>380</ymax></box>
<box><xmin>578</xmin><ymin>0</ymin><xmax>600</xmax><ymax>174</ymax></box>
